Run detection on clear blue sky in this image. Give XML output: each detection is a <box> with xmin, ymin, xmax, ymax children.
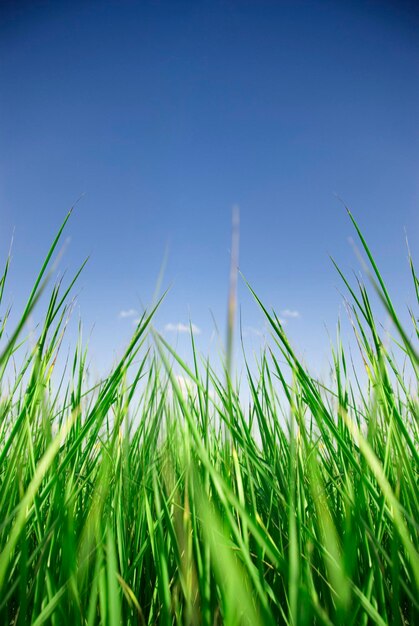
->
<box><xmin>1</xmin><ymin>0</ymin><xmax>418</xmax><ymax>373</ymax></box>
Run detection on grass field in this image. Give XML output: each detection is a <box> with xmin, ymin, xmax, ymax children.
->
<box><xmin>0</xmin><ymin>211</ymin><xmax>418</xmax><ymax>625</ymax></box>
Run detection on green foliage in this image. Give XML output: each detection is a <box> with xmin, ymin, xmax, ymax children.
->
<box><xmin>0</xmin><ymin>213</ymin><xmax>417</xmax><ymax>625</ymax></box>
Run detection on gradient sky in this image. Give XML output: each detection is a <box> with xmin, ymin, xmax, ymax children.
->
<box><xmin>1</xmin><ymin>0</ymin><xmax>418</xmax><ymax>374</ymax></box>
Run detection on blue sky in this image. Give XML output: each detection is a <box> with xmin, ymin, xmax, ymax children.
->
<box><xmin>1</xmin><ymin>0</ymin><xmax>418</xmax><ymax>374</ymax></box>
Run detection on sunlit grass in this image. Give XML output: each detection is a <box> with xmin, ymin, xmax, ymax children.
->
<box><xmin>0</xmin><ymin>211</ymin><xmax>417</xmax><ymax>625</ymax></box>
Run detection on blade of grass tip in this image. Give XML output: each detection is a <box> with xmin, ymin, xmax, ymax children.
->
<box><xmin>0</xmin><ymin>210</ymin><xmax>74</xmax><ymax>367</ymax></box>
<box><xmin>345</xmin><ymin>208</ymin><xmax>394</xmax><ymax>314</ymax></box>
<box><xmin>405</xmin><ymin>234</ymin><xmax>419</xmax><ymax>305</ymax></box>
<box><xmin>0</xmin><ymin>240</ymin><xmax>11</xmax><ymax>307</ymax></box>
<box><xmin>46</xmin><ymin>257</ymin><xmax>89</xmax><ymax>328</ymax></box>
<box><xmin>189</xmin><ymin>319</ymin><xmax>207</xmax><ymax>434</ymax></box>
<box><xmin>346</xmin><ymin>208</ymin><xmax>419</xmax><ymax>367</ymax></box>
<box><xmin>0</xmin><ymin>279</ymin><xmax>46</xmax><ymax>367</ymax></box>
<box><xmin>22</xmin><ymin>209</ymin><xmax>74</xmax><ymax>321</ymax></box>
<box><xmin>151</xmin><ymin>242</ymin><xmax>170</xmax><ymax>309</ymax></box>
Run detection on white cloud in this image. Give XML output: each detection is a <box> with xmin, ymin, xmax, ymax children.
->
<box><xmin>164</xmin><ymin>322</ymin><xmax>201</xmax><ymax>335</ymax></box>
<box><xmin>242</xmin><ymin>326</ymin><xmax>264</xmax><ymax>337</ymax></box>
<box><xmin>119</xmin><ymin>308</ymin><xmax>138</xmax><ymax>318</ymax></box>
<box><xmin>281</xmin><ymin>309</ymin><xmax>300</xmax><ymax>319</ymax></box>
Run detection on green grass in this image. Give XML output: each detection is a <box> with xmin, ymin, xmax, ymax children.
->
<box><xmin>0</xmin><ymin>211</ymin><xmax>418</xmax><ymax>625</ymax></box>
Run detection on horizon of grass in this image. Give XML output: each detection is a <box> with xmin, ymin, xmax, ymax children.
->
<box><xmin>0</xmin><ymin>210</ymin><xmax>418</xmax><ymax>625</ymax></box>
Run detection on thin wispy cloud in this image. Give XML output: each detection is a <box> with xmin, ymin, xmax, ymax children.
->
<box><xmin>242</xmin><ymin>326</ymin><xmax>264</xmax><ymax>338</ymax></box>
<box><xmin>281</xmin><ymin>309</ymin><xmax>300</xmax><ymax>319</ymax></box>
<box><xmin>164</xmin><ymin>322</ymin><xmax>201</xmax><ymax>335</ymax></box>
<box><xmin>118</xmin><ymin>308</ymin><xmax>138</xmax><ymax>319</ymax></box>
